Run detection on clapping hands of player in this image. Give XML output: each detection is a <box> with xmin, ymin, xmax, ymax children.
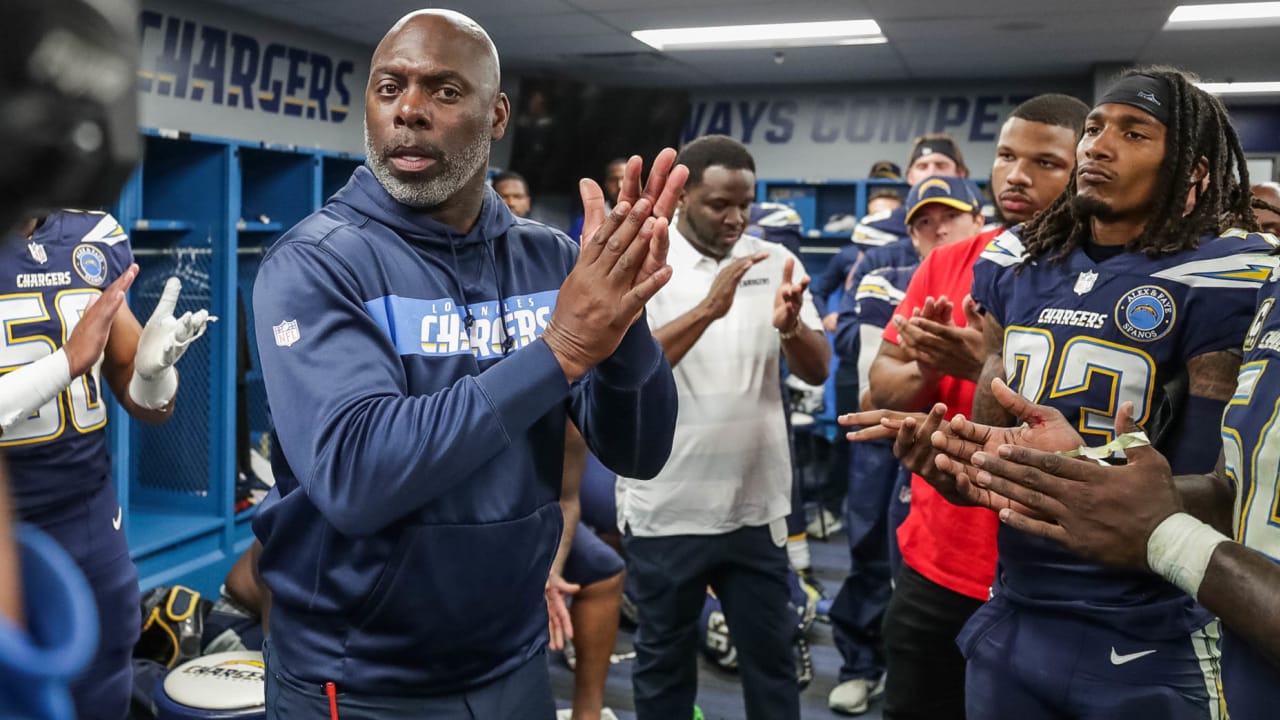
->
<box><xmin>960</xmin><ymin>401</ymin><xmax>1178</xmax><ymax>571</ymax></box>
<box><xmin>841</xmin><ymin>404</ymin><xmax>976</xmax><ymax>506</ymax></box>
<box><xmin>773</xmin><ymin>257</ymin><xmax>809</xmax><ymax>334</ymax></box>
<box><xmin>134</xmin><ymin>276</ymin><xmax>215</xmax><ymax>379</ymax></box>
<box><xmin>928</xmin><ymin>378</ymin><xmax>1085</xmax><ymax>514</ymax></box>
<box><xmin>842</xmin><ymin>378</ymin><xmax>1086</xmax><ymax>514</ymax></box>
<box><xmin>544</xmin><ymin>150</ymin><xmax>689</xmax><ymax>382</ymax></box>
<box><xmin>892</xmin><ymin>295</ymin><xmax>986</xmax><ymax>382</ymax></box>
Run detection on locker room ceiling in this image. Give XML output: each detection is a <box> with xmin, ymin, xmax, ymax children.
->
<box><xmin>209</xmin><ymin>0</ymin><xmax>1280</xmax><ymax>88</ymax></box>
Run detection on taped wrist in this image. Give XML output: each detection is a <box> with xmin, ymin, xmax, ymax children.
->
<box><xmin>0</xmin><ymin>349</ymin><xmax>71</xmax><ymax>433</ymax></box>
<box><xmin>1146</xmin><ymin>512</ymin><xmax>1229</xmax><ymax>599</ymax></box>
<box><xmin>1058</xmin><ymin>431</ymin><xmax>1150</xmax><ymax>466</ymax></box>
<box><xmin>129</xmin><ymin>366</ymin><xmax>177</xmax><ymax>410</ymax></box>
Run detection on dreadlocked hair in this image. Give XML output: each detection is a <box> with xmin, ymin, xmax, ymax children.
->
<box><xmin>1253</xmin><ymin>196</ymin><xmax>1280</xmax><ymax>219</ymax></box>
<box><xmin>1018</xmin><ymin>66</ymin><xmax>1257</xmax><ymax>265</ymax></box>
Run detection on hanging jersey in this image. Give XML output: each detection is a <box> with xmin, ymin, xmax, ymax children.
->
<box><xmin>972</xmin><ymin>226</ymin><xmax>1278</xmax><ymax>636</ymax></box>
<box><xmin>853</xmin><ymin>206</ymin><xmax>909</xmax><ymax>250</ymax></box>
<box><xmin>1219</xmin><ymin>266</ymin><xmax>1280</xmax><ymax>714</ymax></box>
<box><xmin>1</xmin><ymin>211</ymin><xmax>134</xmax><ymax>513</ymax></box>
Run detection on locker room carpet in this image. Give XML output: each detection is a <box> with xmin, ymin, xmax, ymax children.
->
<box><xmin>549</xmin><ymin>531</ymin><xmax>886</xmax><ymax>719</ymax></box>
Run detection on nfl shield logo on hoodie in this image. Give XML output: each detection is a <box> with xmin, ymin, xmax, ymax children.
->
<box><xmin>273</xmin><ymin>319</ymin><xmax>300</xmax><ymax>347</ymax></box>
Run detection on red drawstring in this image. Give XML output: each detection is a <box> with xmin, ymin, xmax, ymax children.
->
<box><xmin>325</xmin><ymin>682</ymin><xmax>339</xmax><ymax>720</ymax></box>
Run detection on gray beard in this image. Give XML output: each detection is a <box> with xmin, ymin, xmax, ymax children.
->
<box><xmin>364</xmin><ymin>121</ymin><xmax>490</xmax><ymax>208</ymax></box>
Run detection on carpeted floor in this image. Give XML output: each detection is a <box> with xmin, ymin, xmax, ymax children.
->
<box><xmin>549</xmin><ymin>530</ymin><xmax>885</xmax><ymax>719</ymax></box>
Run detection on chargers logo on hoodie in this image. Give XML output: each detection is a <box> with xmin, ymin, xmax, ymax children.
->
<box><xmin>365</xmin><ymin>290</ymin><xmax>557</xmax><ymax>360</ymax></box>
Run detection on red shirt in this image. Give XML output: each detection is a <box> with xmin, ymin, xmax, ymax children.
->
<box><xmin>881</xmin><ymin>227</ymin><xmax>1002</xmax><ymax>601</ymax></box>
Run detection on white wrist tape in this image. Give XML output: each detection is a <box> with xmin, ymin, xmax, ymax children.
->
<box><xmin>128</xmin><ymin>366</ymin><xmax>177</xmax><ymax>410</ymax></box>
<box><xmin>1059</xmin><ymin>430</ymin><xmax>1151</xmax><ymax>466</ymax></box>
<box><xmin>0</xmin><ymin>349</ymin><xmax>71</xmax><ymax>433</ymax></box>
<box><xmin>1146</xmin><ymin>512</ymin><xmax>1230</xmax><ymax>599</ymax></box>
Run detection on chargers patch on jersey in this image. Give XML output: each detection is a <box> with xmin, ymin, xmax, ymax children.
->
<box><xmin>979</xmin><ymin>228</ymin><xmax>1026</xmax><ymax>268</ymax></box>
<box><xmin>1114</xmin><ymin>285</ymin><xmax>1176</xmax><ymax>342</ymax></box>
<box><xmin>365</xmin><ymin>290</ymin><xmax>558</xmax><ymax>360</ymax></box>
<box><xmin>71</xmin><ymin>244</ymin><xmax>109</xmax><ymax>286</ymax></box>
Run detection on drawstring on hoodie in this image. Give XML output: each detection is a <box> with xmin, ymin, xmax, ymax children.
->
<box><xmin>445</xmin><ymin>233</ymin><xmax>477</xmax><ymax>332</ymax></box>
<box><xmin>445</xmin><ymin>228</ymin><xmax>513</xmax><ymax>357</ymax></box>
<box><xmin>485</xmin><ymin>240</ymin><xmax>516</xmax><ymax>355</ymax></box>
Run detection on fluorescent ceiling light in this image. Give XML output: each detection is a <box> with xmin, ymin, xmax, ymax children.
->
<box><xmin>632</xmin><ymin>20</ymin><xmax>885</xmax><ymax>51</ymax></box>
<box><xmin>1197</xmin><ymin>81</ymin><xmax>1280</xmax><ymax>94</ymax></box>
<box><xmin>1166</xmin><ymin>2</ymin><xmax>1280</xmax><ymax>30</ymax></box>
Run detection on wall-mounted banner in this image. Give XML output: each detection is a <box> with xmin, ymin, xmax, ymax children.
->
<box><xmin>138</xmin><ymin>0</ymin><xmax>371</xmax><ymax>153</ymax></box>
<box><xmin>685</xmin><ymin>81</ymin><xmax>1088</xmax><ymax>181</ymax></box>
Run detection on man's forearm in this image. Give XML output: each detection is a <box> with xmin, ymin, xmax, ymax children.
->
<box><xmin>970</xmin><ymin>355</ymin><xmax>1011</xmax><ymax>426</ymax></box>
<box><xmin>652</xmin><ymin>304</ymin><xmax>714</xmax><ymax>367</ymax></box>
<box><xmin>551</xmin><ymin>499</ymin><xmax>580</xmax><ymax>577</ymax></box>
<box><xmin>782</xmin><ymin>327</ymin><xmax>829</xmax><ymax>385</ymax></box>
<box><xmin>868</xmin><ymin>355</ymin><xmax>936</xmax><ymax>411</ymax></box>
<box><xmin>1198</xmin><ymin>541</ymin><xmax>1280</xmax><ymax>671</ymax></box>
<box><xmin>553</xmin><ymin>423</ymin><xmax>587</xmax><ymax>577</ymax></box>
<box><xmin>1174</xmin><ymin>472</ymin><xmax>1235</xmax><ymax>536</ymax></box>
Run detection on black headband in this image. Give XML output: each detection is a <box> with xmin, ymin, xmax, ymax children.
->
<box><xmin>1097</xmin><ymin>74</ymin><xmax>1171</xmax><ymax>126</ymax></box>
<box><xmin>909</xmin><ymin>138</ymin><xmax>959</xmax><ymax>166</ymax></box>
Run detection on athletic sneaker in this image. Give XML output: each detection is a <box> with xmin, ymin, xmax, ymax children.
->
<box><xmin>828</xmin><ymin>676</ymin><xmax>886</xmax><ymax>715</ymax></box>
<box><xmin>556</xmin><ymin>709</ymin><xmax>619</xmax><ymax>720</ymax></box>
<box><xmin>806</xmin><ymin>508</ymin><xmax>843</xmax><ymax>539</ymax></box>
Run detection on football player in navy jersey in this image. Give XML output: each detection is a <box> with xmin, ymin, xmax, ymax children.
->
<box><xmin>939</xmin><ymin>67</ymin><xmax>1276</xmax><ymax>719</ymax></box>
<box><xmin>936</xmin><ymin>262</ymin><xmax>1280</xmax><ymax>718</ymax></box>
<box><xmin>1</xmin><ymin>211</ymin><xmax>212</xmax><ymax>720</ymax></box>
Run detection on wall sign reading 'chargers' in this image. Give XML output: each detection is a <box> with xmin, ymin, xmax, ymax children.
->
<box><xmin>137</xmin><ymin>9</ymin><xmax>357</xmax><ymax>124</ymax></box>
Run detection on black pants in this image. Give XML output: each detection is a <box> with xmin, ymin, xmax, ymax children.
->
<box><xmin>625</xmin><ymin>525</ymin><xmax>800</xmax><ymax>720</ymax></box>
<box><xmin>263</xmin><ymin>640</ymin><xmax>555</xmax><ymax>719</ymax></box>
<box><xmin>823</xmin><ymin>369</ymin><xmax>861</xmax><ymax>512</ymax></box>
<box><xmin>882</xmin><ymin>563</ymin><xmax>983</xmax><ymax>720</ymax></box>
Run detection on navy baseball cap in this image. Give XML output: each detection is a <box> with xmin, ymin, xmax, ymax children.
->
<box><xmin>904</xmin><ymin>176</ymin><xmax>983</xmax><ymax>224</ymax></box>
<box><xmin>868</xmin><ymin>160</ymin><xmax>902</xmax><ymax>180</ymax></box>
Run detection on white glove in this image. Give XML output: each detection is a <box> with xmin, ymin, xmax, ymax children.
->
<box><xmin>129</xmin><ymin>276</ymin><xmax>216</xmax><ymax>409</ymax></box>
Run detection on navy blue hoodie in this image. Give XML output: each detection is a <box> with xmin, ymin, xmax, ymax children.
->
<box><xmin>251</xmin><ymin>166</ymin><xmax>677</xmax><ymax>695</ymax></box>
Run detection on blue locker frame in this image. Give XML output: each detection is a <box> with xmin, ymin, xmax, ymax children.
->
<box><xmin>110</xmin><ymin>128</ymin><xmax>363</xmax><ymax>595</ymax></box>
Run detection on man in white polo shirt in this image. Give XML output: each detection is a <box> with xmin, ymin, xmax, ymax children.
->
<box><xmin>616</xmin><ymin>134</ymin><xmax>829</xmax><ymax>720</ymax></box>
